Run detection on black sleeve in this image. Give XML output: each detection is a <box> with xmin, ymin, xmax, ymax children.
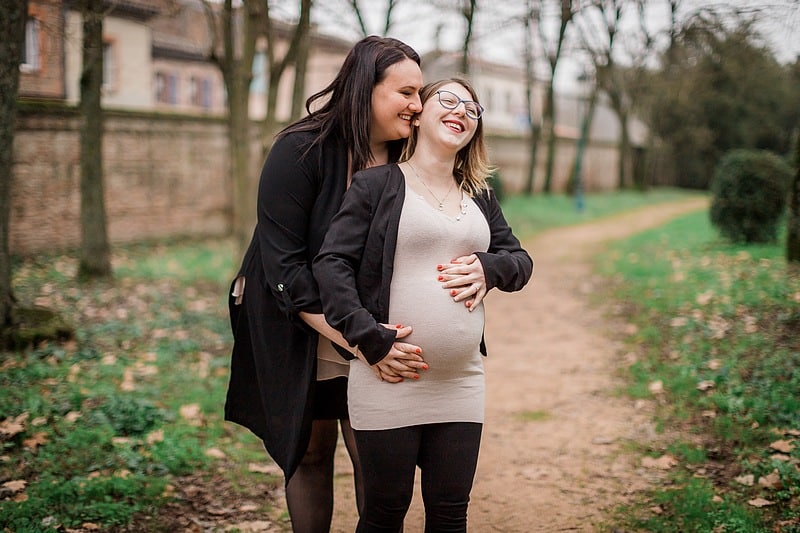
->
<box><xmin>474</xmin><ymin>189</ymin><xmax>534</xmax><ymax>292</ymax></box>
<box><xmin>257</xmin><ymin>134</ymin><xmax>324</xmax><ymax>321</ymax></box>
<box><xmin>312</xmin><ymin>174</ymin><xmax>396</xmax><ymax>365</ymax></box>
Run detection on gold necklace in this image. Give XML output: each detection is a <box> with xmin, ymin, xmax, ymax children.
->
<box><xmin>406</xmin><ymin>160</ymin><xmax>455</xmax><ymax>211</ymax></box>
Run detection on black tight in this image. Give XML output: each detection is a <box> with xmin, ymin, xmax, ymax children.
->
<box><xmin>285</xmin><ymin>418</ymin><xmax>363</xmax><ymax>533</ymax></box>
<box><xmin>354</xmin><ymin>422</ymin><xmax>483</xmax><ymax>533</ymax></box>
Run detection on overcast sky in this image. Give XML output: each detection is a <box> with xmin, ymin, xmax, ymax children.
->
<box><xmin>298</xmin><ymin>0</ymin><xmax>799</xmax><ymax>93</ymax></box>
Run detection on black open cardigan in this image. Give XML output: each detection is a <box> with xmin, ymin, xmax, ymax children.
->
<box><xmin>224</xmin><ymin>130</ymin><xmax>349</xmax><ymax>481</ymax></box>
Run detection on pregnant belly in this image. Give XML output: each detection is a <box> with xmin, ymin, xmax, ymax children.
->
<box><xmin>389</xmin><ymin>277</ymin><xmax>484</xmax><ymax>376</ymax></box>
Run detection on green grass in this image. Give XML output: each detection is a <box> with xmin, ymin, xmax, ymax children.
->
<box><xmin>596</xmin><ymin>210</ymin><xmax>800</xmax><ymax>532</ymax></box>
<box><xmin>0</xmin><ymin>238</ymin><xmax>276</xmax><ymax>532</ymax></box>
<box><xmin>502</xmin><ymin>187</ymin><xmax>703</xmax><ymax>239</ymax></box>
<box><xmin>0</xmin><ymin>189</ymin><xmax>720</xmax><ymax>531</ymax></box>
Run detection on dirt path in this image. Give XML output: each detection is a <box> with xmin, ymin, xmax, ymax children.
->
<box><xmin>323</xmin><ymin>197</ymin><xmax>709</xmax><ymax>532</ymax></box>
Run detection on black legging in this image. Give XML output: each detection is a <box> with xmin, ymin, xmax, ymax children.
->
<box><xmin>354</xmin><ymin>422</ymin><xmax>483</xmax><ymax>533</ymax></box>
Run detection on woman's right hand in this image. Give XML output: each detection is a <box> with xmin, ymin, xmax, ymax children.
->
<box><xmin>369</xmin><ymin>324</ymin><xmax>427</xmax><ymax>383</ymax></box>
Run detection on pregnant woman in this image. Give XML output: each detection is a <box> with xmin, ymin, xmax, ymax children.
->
<box><xmin>313</xmin><ymin>78</ymin><xmax>533</xmax><ymax>532</ymax></box>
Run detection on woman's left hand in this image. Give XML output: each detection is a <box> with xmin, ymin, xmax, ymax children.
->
<box><xmin>437</xmin><ymin>254</ymin><xmax>487</xmax><ymax>312</ymax></box>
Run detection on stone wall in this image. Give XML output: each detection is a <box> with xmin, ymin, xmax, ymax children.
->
<box><xmin>11</xmin><ymin>106</ymin><xmax>232</xmax><ymax>255</ymax></box>
<box><xmin>11</xmin><ymin>106</ymin><xmax>621</xmax><ymax>256</ymax></box>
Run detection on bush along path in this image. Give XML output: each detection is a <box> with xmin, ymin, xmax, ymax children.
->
<box><xmin>321</xmin><ymin>197</ymin><xmax>710</xmax><ymax>532</ymax></box>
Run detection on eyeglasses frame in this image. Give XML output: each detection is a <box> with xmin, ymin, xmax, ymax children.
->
<box><xmin>434</xmin><ymin>90</ymin><xmax>485</xmax><ymax>120</ymax></box>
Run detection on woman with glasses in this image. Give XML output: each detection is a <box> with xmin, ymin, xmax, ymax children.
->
<box><xmin>313</xmin><ymin>78</ymin><xmax>533</xmax><ymax>532</ymax></box>
<box><xmin>225</xmin><ymin>36</ymin><xmax>430</xmax><ymax>532</ymax></box>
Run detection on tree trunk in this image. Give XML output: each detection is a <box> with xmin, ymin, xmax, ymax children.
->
<box><xmin>542</xmin><ymin>82</ymin><xmax>556</xmax><ymax>193</ymax></box>
<box><xmin>788</xmin><ymin>133</ymin><xmax>800</xmax><ymax>263</ymax></box>
<box><xmin>78</xmin><ymin>0</ymin><xmax>111</xmax><ymax>279</ymax></box>
<box><xmin>460</xmin><ymin>0</ymin><xmax>476</xmax><ymax>75</ymax></box>
<box><xmin>0</xmin><ymin>0</ymin><xmax>28</xmax><ymax>331</ymax></box>
<box><xmin>617</xmin><ymin>108</ymin><xmax>630</xmax><ymax>189</ymax></box>
<box><xmin>289</xmin><ymin>0</ymin><xmax>312</xmax><ymax>122</ymax></box>
<box><xmin>568</xmin><ymin>86</ymin><xmax>598</xmax><ymax>206</ymax></box>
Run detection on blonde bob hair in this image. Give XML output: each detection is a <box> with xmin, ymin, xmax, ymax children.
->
<box><xmin>401</xmin><ymin>78</ymin><xmax>492</xmax><ymax>197</ymax></box>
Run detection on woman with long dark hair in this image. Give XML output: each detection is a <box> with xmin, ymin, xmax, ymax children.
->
<box><xmin>225</xmin><ymin>36</ymin><xmax>428</xmax><ymax>532</ymax></box>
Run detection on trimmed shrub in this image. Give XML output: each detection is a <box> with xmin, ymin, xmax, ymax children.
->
<box><xmin>710</xmin><ymin>149</ymin><xmax>792</xmax><ymax>243</ymax></box>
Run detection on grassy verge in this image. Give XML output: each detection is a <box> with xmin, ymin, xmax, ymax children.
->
<box><xmin>0</xmin><ymin>239</ymin><xmax>285</xmax><ymax>532</ymax></box>
<box><xmin>595</xmin><ymin>211</ymin><xmax>800</xmax><ymax>532</ymax></box>
<box><xmin>502</xmin><ymin>187</ymin><xmax>702</xmax><ymax>239</ymax></box>
<box><xmin>0</xmin><ymin>189</ymin><xmax>706</xmax><ymax>531</ymax></box>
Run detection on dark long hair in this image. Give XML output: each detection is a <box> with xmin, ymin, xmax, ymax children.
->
<box><xmin>278</xmin><ymin>36</ymin><xmax>420</xmax><ymax>173</ymax></box>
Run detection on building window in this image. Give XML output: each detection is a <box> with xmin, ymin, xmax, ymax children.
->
<box><xmin>156</xmin><ymin>72</ymin><xmax>179</xmax><ymax>105</ymax></box>
<box><xmin>190</xmin><ymin>76</ymin><xmax>213</xmax><ymax>110</ymax></box>
<box><xmin>21</xmin><ymin>18</ymin><xmax>40</xmax><ymax>72</ymax></box>
<box><xmin>102</xmin><ymin>42</ymin><xmax>114</xmax><ymax>89</ymax></box>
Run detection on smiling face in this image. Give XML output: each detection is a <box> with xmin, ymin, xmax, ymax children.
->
<box><xmin>369</xmin><ymin>58</ymin><xmax>424</xmax><ymax>144</ymax></box>
<box><xmin>416</xmin><ymin>81</ymin><xmax>479</xmax><ymax>153</ymax></box>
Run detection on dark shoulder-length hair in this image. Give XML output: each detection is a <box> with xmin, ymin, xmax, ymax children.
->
<box><xmin>278</xmin><ymin>35</ymin><xmax>420</xmax><ymax>173</ymax></box>
<box><xmin>402</xmin><ymin>78</ymin><xmax>492</xmax><ymax>197</ymax></box>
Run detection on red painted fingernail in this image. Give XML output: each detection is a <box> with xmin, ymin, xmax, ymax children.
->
<box><xmin>415</xmin><ymin>348</ymin><xmax>422</xmax><ymax>354</ymax></box>
<box><xmin>437</xmin><ymin>264</ymin><xmax>444</xmax><ymax>271</ymax></box>
<box><xmin>422</xmin><ymin>364</ymin><xmax>429</xmax><ymax>370</ymax></box>
<box><xmin>450</xmin><ymin>289</ymin><xmax>457</xmax><ymax>296</ymax></box>
<box><xmin>396</xmin><ymin>324</ymin><xmax>403</xmax><ymax>328</ymax></box>
<box><xmin>466</xmin><ymin>301</ymin><xmax>472</xmax><ymax>307</ymax></box>
<box><xmin>413</xmin><ymin>374</ymin><xmax>420</xmax><ymax>380</ymax></box>
<box><xmin>438</xmin><ymin>275</ymin><xmax>444</xmax><ymax>281</ymax></box>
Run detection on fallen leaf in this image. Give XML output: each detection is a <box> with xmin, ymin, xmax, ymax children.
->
<box><xmin>22</xmin><ymin>432</ymin><xmax>48</xmax><ymax>451</ymax></box>
<box><xmin>641</xmin><ymin>455</ymin><xmax>677</xmax><ymax>470</ymax></box>
<box><xmin>758</xmin><ymin>470</ymin><xmax>782</xmax><ymax>489</ymax></box>
<box><xmin>649</xmin><ymin>505</ymin><xmax>663</xmax><ymax>515</ymax></box>
<box><xmin>648</xmin><ymin>380</ymin><xmax>664</xmax><ymax>394</ymax></box>
<box><xmin>769</xmin><ymin>440</ymin><xmax>795</xmax><ymax>454</ymax></box>
<box><xmin>64</xmin><ymin>411</ymin><xmax>82</xmax><ymax>423</ymax></box>
<box><xmin>146</xmin><ymin>429</ymin><xmax>164</xmax><ymax>445</ymax></box>
<box><xmin>734</xmin><ymin>474</ymin><xmax>754</xmax><ymax>486</ymax></box>
<box><xmin>747</xmin><ymin>498</ymin><xmax>774</xmax><ymax>508</ymax></box>
<box><xmin>31</xmin><ymin>417</ymin><xmax>47</xmax><ymax>427</ymax></box>
<box><xmin>712</xmin><ymin>495</ymin><xmax>723</xmax><ymax>503</ymax></box>
<box><xmin>179</xmin><ymin>404</ymin><xmax>203</xmax><ymax>426</ymax></box>
<box><xmin>2</xmin><ymin>480</ymin><xmax>27</xmax><ymax>492</ymax></box>
<box><xmin>706</xmin><ymin>359</ymin><xmax>722</xmax><ymax>370</ymax></box>
<box><xmin>205</xmin><ymin>447</ymin><xmax>227</xmax><ymax>459</ymax></box>
<box><xmin>0</xmin><ymin>413</ymin><xmax>29</xmax><ymax>438</ymax></box>
<box><xmin>696</xmin><ymin>380</ymin><xmax>715</xmax><ymax>391</ymax></box>
<box><xmin>120</xmin><ymin>368</ymin><xmax>136</xmax><ymax>392</ymax></box>
<box><xmin>771</xmin><ymin>454</ymin><xmax>791</xmax><ymax>462</ymax></box>
<box><xmin>248</xmin><ymin>462</ymin><xmax>282</xmax><ymax>475</ymax></box>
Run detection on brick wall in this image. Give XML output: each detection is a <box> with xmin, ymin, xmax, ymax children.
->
<box><xmin>11</xmin><ymin>106</ymin><xmax>621</xmax><ymax>256</ymax></box>
<box><xmin>11</xmin><ymin>106</ymin><xmax>234</xmax><ymax>255</ymax></box>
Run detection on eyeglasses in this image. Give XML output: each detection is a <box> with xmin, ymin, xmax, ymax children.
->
<box><xmin>435</xmin><ymin>90</ymin><xmax>484</xmax><ymax>120</ymax></box>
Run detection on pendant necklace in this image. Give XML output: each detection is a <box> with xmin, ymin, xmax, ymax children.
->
<box><xmin>406</xmin><ymin>160</ymin><xmax>455</xmax><ymax>211</ymax></box>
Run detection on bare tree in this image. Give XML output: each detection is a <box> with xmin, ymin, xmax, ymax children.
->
<box><xmin>262</xmin><ymin>0</ymin><xmax>312</xmax><ymax>139</ymax></box>
<box><xmin>522</xmin><ymin>0</ymin><xmax>542</xmax><ymax>194</ymax></box>
<box><xmin>538</xmin><ymin>0</ymin><xmax>573</xmax><ymax>194</ymax></box>
<box><xmin>348</xmin><ymin>0</ymin><xmax>397</xmax><ymax>36</ymax></box>
<box><xmin>459</xmin><ymin>0</ymin><xmax>477</xmax><ymax>74</ymax></box>
<box><xmin>202</xmin><ymin>0</ymin><xmax>313</xmax><ymax>246</ymax></box>
<box><xmin>78</xmin><ymin>0</ymin><xmax>112</xmax><ymax>279</ymax></box>
<box><xmin>0</xmin><ymin>0</ymin><xmax>28</xmax><ymax>337</ymax></box>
